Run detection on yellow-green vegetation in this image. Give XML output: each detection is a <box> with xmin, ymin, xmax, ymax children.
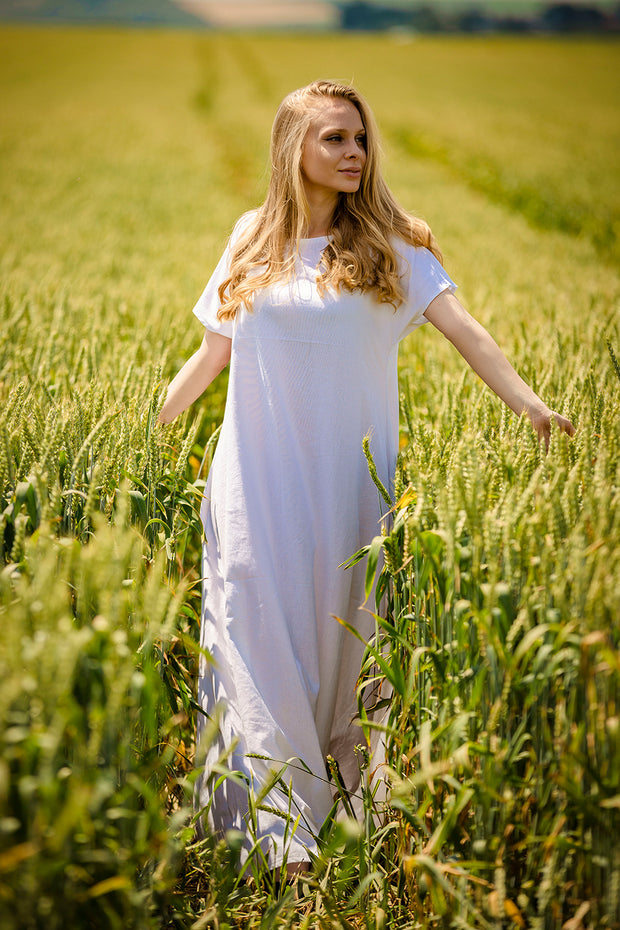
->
<box><xmin>0</xmin><ymin>25</ymin><xmax>618</xmax><ymax>929</ymax></box>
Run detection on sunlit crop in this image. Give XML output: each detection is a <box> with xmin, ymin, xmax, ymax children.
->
<box><xmin>0</xmin><ymin>25</ymin><xmax>618</xmax><ymax>929</ymax></box>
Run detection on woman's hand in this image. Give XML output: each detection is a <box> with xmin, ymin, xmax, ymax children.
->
<box><xmin>528</xmin><ymin>407</ymin><xmax>576</xmax><ymax>451</ymax></box>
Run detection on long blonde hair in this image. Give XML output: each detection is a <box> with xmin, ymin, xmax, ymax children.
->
<box><xmin>217</xmin><ymin>79</ymin><xmax>442</xmax><ymax>320</ymax></box>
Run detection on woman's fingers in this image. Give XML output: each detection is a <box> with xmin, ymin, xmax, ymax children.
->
<box><xmin>530</xmin><ymin>410</ymin><xmax>576</xmax><ymax>452</ymax></box>
<box><xmin>553</xmin><ymin>411</ymin><xmax>577</xmax><ymax>437</ymax></box>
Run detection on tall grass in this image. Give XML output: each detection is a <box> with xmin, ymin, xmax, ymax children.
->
<box><xmin>0</xmin><ymin>308</ymin><xmax>210</xmax><ymax>926</ymax></box>
<box><xmin>0</xmin><ymin>26</ymin><xmax>618</xmax><ymax>928</ymax></box>
<box><xmin>354</xmin><ymin>324</ymin><xmax>620</xmax><ymax>926</ymax></box>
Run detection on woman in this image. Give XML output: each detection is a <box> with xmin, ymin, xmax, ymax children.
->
<box><xmin>159</xmin><ymin>80</ymin><xmax>574</xmax><ymax>875</ymax></box>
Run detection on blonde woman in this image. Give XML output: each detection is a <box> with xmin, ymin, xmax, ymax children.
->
<box><xmin>159</xmin><ymin>80</ymin><xmax>574</xmax><ymax>876</ymax></box>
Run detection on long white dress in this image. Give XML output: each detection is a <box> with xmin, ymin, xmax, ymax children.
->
<box><xmin>193</xmin><ymin>219</ymin><xmax>456</xmax><ymax>867</ymax></box>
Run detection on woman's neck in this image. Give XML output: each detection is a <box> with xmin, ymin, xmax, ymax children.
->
<box><xmin>305</xmin><ymin>193</ymin><xmax>336</xmax><ymax>239</ymax></box>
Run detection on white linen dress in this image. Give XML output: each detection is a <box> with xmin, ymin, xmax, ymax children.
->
<box><xmin>193</xmin><ymin>218</ymin><xmax>456</xmax><ymax>867</ymax></box>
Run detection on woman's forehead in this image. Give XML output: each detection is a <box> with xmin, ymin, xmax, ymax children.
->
<box><xmin>308</xmin><ymin>98</ymin><xmax>364</xmax><ymax>130</ymax></box>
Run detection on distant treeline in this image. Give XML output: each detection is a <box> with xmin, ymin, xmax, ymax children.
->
<box><xmin>1</xmin><ymin>0</ymin><xmax>619</xmax><ymax>32</ymax></box>
<box><xmin>339</xmin><ymin>2</ymin><xmax>620</xmax><ymax>33</ymax></box>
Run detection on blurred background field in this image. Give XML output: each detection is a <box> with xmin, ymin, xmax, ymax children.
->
<box><xmin>0</xmin><ymin>24</ymin><xmax>619</xmax><ymax>929</ymax></box>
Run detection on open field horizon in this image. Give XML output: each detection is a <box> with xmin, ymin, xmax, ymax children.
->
<box><xmin>2</xmin><ymin>0</ymin><xmax>620</xmax><ymax>31</ymax></box>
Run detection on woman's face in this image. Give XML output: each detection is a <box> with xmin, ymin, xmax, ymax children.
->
<box><xmin>300</xmin><ymin>99</ymin><xmax>367</xmax><ymax>203</ymax></box>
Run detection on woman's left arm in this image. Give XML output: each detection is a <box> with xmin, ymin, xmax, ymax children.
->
<box><xmin>423</xmin><ymin>291</ymin><xmax>576</xmax><ymax>449</ymax></box>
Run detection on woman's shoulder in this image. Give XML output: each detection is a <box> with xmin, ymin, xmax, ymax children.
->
<box><xmin>390</xmin><ymin>236</ymin><xmax>435</xmax><ymax>271</ymax></box>
<box><xmin>391</xmin><ymin>234</ymin><xmax>432</xmax><ymax>256</ymax></box>
<box><xmin>230</xmin><ymin>209</ymin><xmax>260</xmax><ymax>243</ymax></box>
<box><xmin>393</xmin><ymin>235</ymin><xmax>457</xmax><ymax>302</ymax></box>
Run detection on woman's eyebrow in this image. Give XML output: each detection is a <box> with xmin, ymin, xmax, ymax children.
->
<box><xmin>321</xmin><ymin>126</ymin><xmax>366</xmax><ymax>134</ymax></box>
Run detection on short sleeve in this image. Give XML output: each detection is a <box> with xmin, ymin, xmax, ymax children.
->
<box><xmin>192</xmin><ymin>212</ymin><xmax>257</xmax><ymax>339</ymax></box>
<box><xmin>395</xmin><ymin>245</ymin><xmax>458</xmax><ymax>341</ymax></box>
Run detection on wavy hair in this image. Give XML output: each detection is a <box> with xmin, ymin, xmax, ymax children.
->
<box><xmin>217</xmin><ymin>79</ymin><xmax>442</xmax><ymax>320</ymax></box>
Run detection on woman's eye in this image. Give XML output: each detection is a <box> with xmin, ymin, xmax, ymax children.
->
<box><xmin>326</xmin><ymin>135</ymin><xmax>342</xmax><ymax>142</ymax></box>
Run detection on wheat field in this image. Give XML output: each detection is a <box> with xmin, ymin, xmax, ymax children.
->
<box><xmin>0</xmin><ymin>25</ymin><xmax>619</xmax><ymax>929</ymax></box>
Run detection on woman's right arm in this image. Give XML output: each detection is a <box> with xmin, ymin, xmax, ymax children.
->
<box><xmin>158</xmin><ymin>329</ymin><xmax>232</xmax><ymax>424</ymax></box>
